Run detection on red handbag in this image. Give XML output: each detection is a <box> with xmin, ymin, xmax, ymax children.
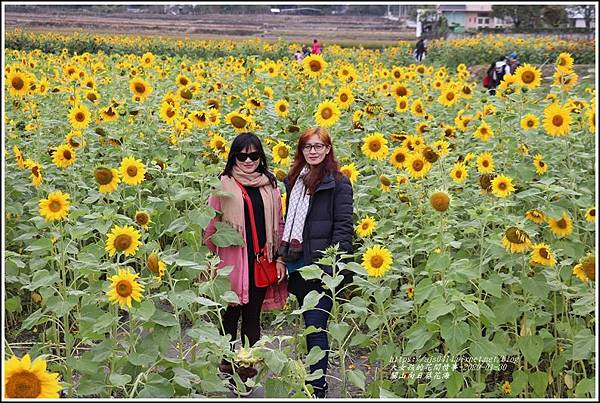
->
<box><xmin>235</xmin><ymin>180</ymin><xmax>279</xmax><ymax>288</ymax></box>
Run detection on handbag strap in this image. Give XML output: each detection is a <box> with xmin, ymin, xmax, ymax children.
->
<box><xmin>234</xmin><ymin>179</ymin><xmax>260</xmax><ymax>257</ymax></box>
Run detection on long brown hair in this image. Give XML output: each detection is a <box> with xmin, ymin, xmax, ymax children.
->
<box><xmin>288</xmin><ymin>127</ymin><xmax>341</xmax><ymax>194</ymax></box>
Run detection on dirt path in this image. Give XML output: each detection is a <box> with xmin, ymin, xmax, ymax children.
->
<box><xmin>5</xmin><ymin>11</ymin><xmax>416</xmax><ymax>45</ymax></box>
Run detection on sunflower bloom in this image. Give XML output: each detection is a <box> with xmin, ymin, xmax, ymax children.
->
<box><xmin>514</xmin><ymin>64</ymin><xmax>542</xmax><ymax>89</ymax></box>
<box><xmin>340</xmin><ymin>163</ymin><xmax>360</xmax><ymax>185</ymax></box>
<box><xmin>7</xmin><ymin>71</ymin><xmax>31</xmax><ymax>97</ymax></box>
<box><xmin>135</xmin><ymin>211</ymin><xmax>151</xmax><ymax>230</ymax></box>
<box><xmin>105</xmin><ymin>225</ymin><xmax>142</xmax><ymax>257</ymax></box>
<box><xmin>450</xmin><ymin>162</ymin><xmax>468</xmax><ymax>183</ymax></box>
<box><xmin>390</xmin><ymin>147</ymin><xmax>409</xmax><ymax>169</ymax></box>
<box><xmin>4</xmin><ymin>354</ymin><xmax>62</xmax><ymax>398</ymax></box>
<box><xmin>474</xmin><ymin>121</ymin><xmax>494</xmax><ymax>142</ymax></box>
<box><xmin>13</xmin><ymin>145</ymin><xmax>26</xmax><ymax>169</ymax></box>
<box><xmin>68</xmin><ymin>104</ymin><xmax>91</xmax><ymax>129</ymax></box>
<box><xmin>362</xmin><ymin>245</ymin><xmax>393</xmax><ymax>277</ymax></box>
<box><xmin>274</xmin><ymin>99</ymin><xmax>289</xmax><ymax>117</ymax></box>
<box><xmin>129</xmin><ymin>77</ymin><xmax>152</xmax><ymax>100</ymax></box>
<box><xmin>337</xmin><ymin>86</ymin><xmax>354</xmax><ymax>109</ymax></box>
<box><xmin>315</xmin><ymin>100</ymin><xmax>341</xmax><ymax>128</ymax></box>
<box><xmin>361</xmin><ymin>133</ymin><xmax>389</xmax><ymax>160</ymax></box>
<box><xmin>543</xmin><ymin>103</ymin><xmax>571</xmax><ymax>137</ymax></box>
<box><xmin>573</xmin><ymin>254</ymin><xmax>595</xmax><ymax>282</ymax></box>
<box><xmin>120</xmin><ymin>156</ymin><xmax>145</xmax><ymax>186</ymax></box>
<box><xmin>525</xmin><ymin>209</ymin><xmax>545</xmax><ymax>224</ymax></box>
<box><xmin>272</xmin><ymin>142</ymin><xmax>291</xmax><ymax>165</ymax></box>
<box><xmin>39</xmin><ymin>191</ymin><xmax>70</xmax><ymax>221</ymax></box>
<box><xmin>530</xmin><ymin>243</ymin><xmax>556</xmax><ymax>267</ymax></box>
<box><xmin>476</xmin><ymin>152</ymin><xmax>495</xmax><ymax>174</ymax></box>
<box><xmin>356</xmin><ymin>216</ymin><xmax>377</xmax><ymax>238</ymax></box>
<box><xmin>502</xmin><ymin>227</ymin><xmax>532</xmax><ymax>253</ymax></box>
<box><xmin>107</xmin><ymin>267</ymin><xmax>144</xmax><ymax>308</ymax></box>
<box><xmin>430</xmin><ymin>191</ymin><xmax>451</xmax><ymax>212</ymax></box>
<box><xmin>533</xmin><ymin>154</ymin><xmax>548</xmax><ymax>175</ymax></box>
<box><xmin>491</xmin><ymin>175</ymin><xmax>515</xmax><ymax>198</ymax></box>
<box><xmin>548</xmin><ymin>212</ymin><xmax>573</xmax><ymax>238</ymax></box>
<box><xmin>302</xmin><ymin>54</ymin><xmax>327</xmax><ymax>78</ymax></box>
<box><xmin>52</xmin><ymin>144</ymin><xmax>76</xmax><ymax>169</ymax></box>
<box><xmin>585</xmin><ymin>207</ymin><xmax>595</xmax><ymax>222</ymax></box>
<box><xmin>406</xmin><ymin>153</ymin><xmax>432</xmax><ymax>179</ymax></box>
<box><xmin>147</xmin><ymin>252</ymin><xmax>166</xmax><ymax>279</ymax></box>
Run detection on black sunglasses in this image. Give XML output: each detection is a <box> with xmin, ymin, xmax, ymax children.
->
<box><xmin>235</xmin><ymin>151</ymin><xmax>261</xmax><ymax>162</ymax></box>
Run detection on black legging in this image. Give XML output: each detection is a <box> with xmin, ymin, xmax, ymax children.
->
<box><xmin>222</xmin><ymin>261</ymin><xmax>267</xmax><ymax>350</ymax></box>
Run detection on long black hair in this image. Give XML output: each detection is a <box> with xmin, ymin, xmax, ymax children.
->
<box><xmin>220</xmin><ymin>132</ymin><xmax>277</xmax><ymax>187</ymax></box>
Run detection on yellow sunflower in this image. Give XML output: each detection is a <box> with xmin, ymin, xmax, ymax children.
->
<box><xmin>65</xmin><ymin>130</ymin><xmax>85</xmax><ymax>149</ymax></box>
<box><xmin>543</xmin><ymin>102</ymin><xmax>571</xmax><ymax>137</ymax></box>
<box><xmin>430</xmin><ymin>191</ymin><xmax>451</xmax><ymax>212</ymax></box>
<box><xmin>553</xmin><ymin>69</ymin><xmax>578</xmax><ymax>91</ymax></box>
<box><xmin>438</xmin><ymin>85</ymin><xmax>459</xmax><ymax>107</ymax></box>
<box><xmin>362</xmin><ymin>245</ymin><xmax>393</xmax><ymax>277</ymax></box>
<box><xmin>147</xmin><ymin>252</ymin><xmax>166</xmax><ymax>279</ymax></box>
<box><xmin>39</xmin><ymin>191</ymin><xmax>70</xmax><ymax>221</ymax></box>
<box><xmin>525</xmin><ymin>209</ymin><xmax>545</xmax><ymax>224</ymax></box>
<box><xmin>9</xmin><ymin>70</ymin><xmax>33</xmax><ymax>97</ymax></box>
<box><xmin>100</xmin><ymin>105</ymin><xmax>118</xmax><ymax>122</ymax></box>
<box><xmin>302</xmin><ymin>54</ymin><xmax>327</xmax><ymax>78</ymax></box>
<box><xmin>129</xmin><ymin>77</ymin><xmax>152</xmax><ymax>100</ymax></box>
<box><xmin>514</xmin><ymin>64</ymin><xmax>542</xmax><ymax>89</ymax></box>
<box><xmin>548</xmin><ymin>212</ymin><xmax>573</xmax><ymax>238</ymax></box>
<box><xmin>94</xmin><ymin>167</ymin><xmax>120</xmax><ymax>193</ymax></box>
<box><xmin>225</xmin><ymin>111</ymin><xmax>252</xmax><ymax>132</ymax></box>
<box><xmin>13</xmin><ymin>145</ymin><xmax>26</xmax><ymax>169</ymax></box>
<box><xmin>68</xmin><ymin>104</ymin><xmax>91</xmax><ymax>129</ymax></box>
<box><xmin>107</xmin><ymin>267</ymin><xmax>144</xmax><ymax>308</ymax></box>
<box><xmin>315</xmin><ymin>100</ymin><xmax>341</xmax><ymax>128</ymax></box>
<box><xmin>491</xmin><ymin>174</ymin><xmax>515</xmax><ymax>198</ymax></box>
<box><xmin>502</xmin><ymin>227</ymin><xmax>532</xmax><ymax>253</ymax></box>
<box><xmin>450</xmin><ymin>162</ymin><xmax>468</xmax><ymax>183</ymax></box>
<box><xmin>395</xmin><ymin>96</ymin><xmax>409</xmax><ymax>112</ymax></box>
<box><xmin>140</xmin><ymin>51</ymin><xmax>155</xmax><ymax>67</ymax></box>
<box><xmin>105</xmin><ymin>225</ymin><xmax>142</xmax><ymax>257</ymax></box>
<box><xmin>26</xmin><ymin>160</ymin><xmax>43</xmax><ymax>187</ymax></box>
<box><xmin>530</xmin><ymin>243</ymin><xmax>556</xmax><ymax>267</ymax></box>
<box><xmin>391</xmin><ymin>83</ymin><xmax>412</xmax><ymax>99</ymax></box>
<box><xmin>476</xmin><ymin>152</ymin><xmax>495</xmax><ymax>174</ymax></box>
<box><xmin>191</xmin><ymin>110</ymin><xmax>210</xmax><ymax>129</ymax></box>
<box><xmin>573</xmin><ymin>254</ymin><xmax>595</xmax><ymax>282</ymax></box>
<box><xmin>533</xmin><ymin>154</ymin><xmax>548</xmax><ymax>175</ymax></box>
<box><xmin>406</xmin><ymin>153</ymin><xmax>432</xmax><ymax>179</ymax></box>
<box><xmin>432</xmin><ymin>140</ymin><xmax>449</xmax><ymax>158</ymax></box>
<box><xmin>337</xmin><ymin>86</ymin><xmax>354</xmax><ymax>109</ymax></box>
<box><xmin>135</xmin><ymin>211</ymin><xmax>152</xmax><ymax>230</ymax></box>
<box><xmin>160</xmin><ymin>102</ymin><xmax>179</xmax><ymax>125</ymax></box>
<box><xmin>274</xmin><ymin>99</ymin><xmax>289</xmax><ymax>117</ymax></box>
<box><xmin>520</xmin><ymin>114</ymin><xmax>539</xmax><ymax>131</ymax></box>
<box><xmin>380</xmin><ymin>175</ymin><xmax>392</xmax><ymax>192</ymax></box>
<box><xmin>52</xmin><ymin>144</ymin><xmax>76</xmax><ymax>169</ymax></box>
<box><xmin>411</xmin><ymin>99</ymin><xmax>426</xmax><ymax>117</ymax></box>
<box><xmin>4</xmin><ymin>354</ymin><xmax>62</xmax><ymax>398</ymax></box>
<box><xmin>390</xmin><ymin>147</ymin><xmax>409</xmax><ymax>170</ymax></box>
<box><xmin>585</xmin><ymin>207</ymin><xmax>595</xmax><ymax>222</ymax></box>
<box><xmin>340</xmin><ymin>163</ymin><xmax>360</xmax><ymax>185</ymax></box>
<box><xmin>361</xmin><ymin>133</ymin><xmax>389</xmax><ymax>160</ymax></box>
<box><xmin>555</xmin><ymin>52</ymin><xmax>574</xmax><ymax>72</ymax></box>
<box><xmin>474</xmin><ymin>121</ymin><xmax>494</xmax><ymax>142</ymax></box>
<box><xmin>272</xmin><ymin>142</ymin><xmax>291</xmax><ymax>165</ymax></box>
<box><xmin>356</xmin><ymin>216</ymin><xmax>377</xmax><ymax>238</ymax></box>
<box><xmin>120</xmin><ymin>156</ymin><xmax>145</xmax><ymax>186</ymax></box>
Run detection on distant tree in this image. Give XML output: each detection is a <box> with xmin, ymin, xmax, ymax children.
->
<box><xmin>541</xmin><ymin>5</ymin><xmax>568</xmax><ymax>27</ymax></box>
<box><xmin>491</xmin><ymin>5</ymin><xmax>543</xmax><ymax>29</ymax></box>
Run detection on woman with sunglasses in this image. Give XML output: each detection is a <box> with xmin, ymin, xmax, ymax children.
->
<box><xmin>280</xmin><ymin>127</ymin><xmax>354</xmax><ymax>398</ymax></box>
<box><xmin>203</xmin><ymin>132</ymin><xmax>288</xmax><ymax>393</ymax></box>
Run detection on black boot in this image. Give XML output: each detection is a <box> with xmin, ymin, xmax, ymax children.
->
<box><xmin>311</xmin><ymin>382</ymin><xmax>328</xmax><ymax>398</ymax></box>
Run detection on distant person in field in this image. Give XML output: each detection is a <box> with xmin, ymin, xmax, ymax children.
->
<box><xmin>507</xmin><ymin>51</ymin><xmax>520</xmax><ymax>74</ymax></box>
<box><xmin>485</xmin><ymin>55</ymin><xmax>511</xmax><ymax>95</ymax></box>
<box><xmin>302</xmin><ymin>46</ymin><xmax>311</xmax><ymax>58</ymax></box>
<box><xmin>311</xmin><ymin>39</ymin><xmax>322</xmax><ymax>55</ymax></box>
<box><xmin>414</xmin><ymin>38</ymin><xmax>427</xmax><ymax>62</ymax></box>
<box><xmin>294</xmin><ymin>49</ymin><xmax>304</xmax><ymax>63</ymax></box>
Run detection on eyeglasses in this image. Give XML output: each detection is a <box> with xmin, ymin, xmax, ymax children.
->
<box><xmin>235</xmin><ymin>152</ymin><xmax>261</xmax><ymax>162</ymax></box>
<box><xmin>302</xmin><ymin>143</ymin><xmax>327</xmax><ymax>152</ymax></box>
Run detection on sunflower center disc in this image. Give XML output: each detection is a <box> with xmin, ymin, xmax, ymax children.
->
<box><xmin>114</xmin><ymin>234</ymin><xmax>132</xmax><ymax>251</ymax></box>
<box><xmin>116</xmin><ymin>280</ymin><xmax>132</xmax><ymax>297</ymax></box>
<box><xmin>127</xmin><ymin>166</ymin><xmax>138</xmax><ymax>177</ymax></box>
<box><xmin>553</xmin><ymin>115</ymin><xmax>564</xmax><ymax>126</ymax></box>
<box><xmin>371</xmin><ymin>255</ymin><xmax>384</xmax><ymax>269</ymax></box>
<box><xmin>6</xmin><ymin>372</ymin><xmax>42</xmax><ymax>398</ymax></box>
<box><xmin>12</xmin><ymin>77</ymin><xmax>25</xmax><ymax>90</ymax></box>
<box><xmin>49</xmin><ymin>200</ymin><xmax>62</xmax><ymax>212</ymax></box>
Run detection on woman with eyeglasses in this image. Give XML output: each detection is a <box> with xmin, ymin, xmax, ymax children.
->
<box><xmin>203</xmin><ymin>132</ymin><xmax>288</xmax><ymax>393</ymax></box>
<box><xmin>280</xmin><ymin>127</ymin><xmax>354</xmax><ymax>398</ymax></box>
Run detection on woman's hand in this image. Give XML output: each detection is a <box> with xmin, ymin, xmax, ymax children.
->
<box><xmin>276</xmin><ymin>260</ymin><xmax>286</xmax><ymax>283</ymax></box>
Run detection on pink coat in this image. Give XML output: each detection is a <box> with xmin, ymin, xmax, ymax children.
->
<box><xmin>203</xmin><ymin>187</ymin><xmax>288</xmax><ymax>311</ymax></box>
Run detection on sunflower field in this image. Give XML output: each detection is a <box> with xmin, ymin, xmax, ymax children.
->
<box><xmin>3</xmin><ymin>31</ymin><xmax>597</xmax><ymax>399</ymax></box>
